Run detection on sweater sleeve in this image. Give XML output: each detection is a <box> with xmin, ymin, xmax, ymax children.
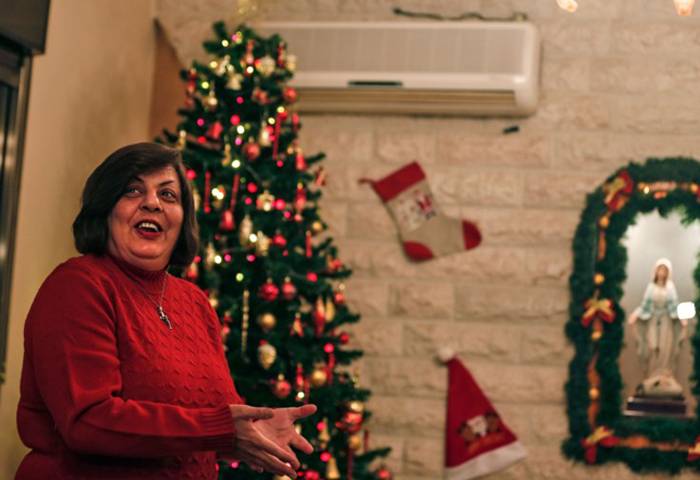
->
<box><xmin>26</xmin><ymin>263</ymin><xmax>236</xmax><ymax>458</ymax></box>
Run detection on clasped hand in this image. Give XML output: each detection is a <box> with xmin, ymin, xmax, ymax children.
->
<box><xmin>225</xmin><ymin>404</ymin><xmax>317</xmax><ymax>478</ymax></box>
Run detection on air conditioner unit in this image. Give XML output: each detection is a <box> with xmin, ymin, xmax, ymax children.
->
<box><xmin>256</xmin><ymin>21</ymin><xmax>540</xmax><ymax>117</ymax></box>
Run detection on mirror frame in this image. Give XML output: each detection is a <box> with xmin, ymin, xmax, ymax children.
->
<box><xmin>564</xmin><ymin>157</ymin><xmax>700</xmax><ymax>474</ymax></box>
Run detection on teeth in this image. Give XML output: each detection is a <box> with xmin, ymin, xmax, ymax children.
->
<box><xmin>137</xmin><ymin>221</ymin><xmax>160</xmax><ymax>232</ymax></box>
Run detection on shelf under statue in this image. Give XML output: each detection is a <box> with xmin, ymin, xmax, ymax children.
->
<box><xmin>625</xmin><ymin>258</ymin><xmax>689</xmax><ymax>417</ymax></box>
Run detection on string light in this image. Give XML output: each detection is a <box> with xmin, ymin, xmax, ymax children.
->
<box><xmin>674</xmin><ymin>0</ymin><xmax>695</xmax><ymax>15</ymax></box>
<box><xmin>556</xmin><ymin>0</ymin><xmax>578</xmax><ymax>12</ymax></box>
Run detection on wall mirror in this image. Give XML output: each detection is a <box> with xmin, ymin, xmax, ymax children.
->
<box><xmin>564</xmin><ymin>158</ymin><xmax>700</xmax><ymax>474</ymax></box>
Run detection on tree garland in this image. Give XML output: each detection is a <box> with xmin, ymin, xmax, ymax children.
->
<box><xmin>563</xmin><ymin>157</ymin><xmax>700</xmax><ymax>474</ymax></box>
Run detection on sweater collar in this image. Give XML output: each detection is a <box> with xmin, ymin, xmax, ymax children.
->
<box><xmin>105</xmin><ymin>253</ymin><xmax>168</xmax><ymax>288</ymax></box>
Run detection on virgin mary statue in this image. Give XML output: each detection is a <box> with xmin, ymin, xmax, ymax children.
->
<box><xmin>628</xmin><ymin>258</ymin><xmax>687</xmax><ymax>397</ymax></box>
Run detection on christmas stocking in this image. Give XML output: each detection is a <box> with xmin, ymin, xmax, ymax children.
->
<box><xmin>439</xmin><ymin>349</ymin><xmax>526</xmax><ymax>479</ymax></box>
<box><xmin>361</xmin><ymin>162</ymin><xmax>481</xmax><ymax>261</ymax></box>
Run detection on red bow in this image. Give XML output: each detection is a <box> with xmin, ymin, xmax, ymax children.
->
<box><xmin>581</xmin><ymin>426</ymin><xmax>620</xmax><ymax>464</ymax></box>
<box><xmin>582</xmin><ymin>298</ymin><xmax>615</xmax><ymax>328</ymax></box>
<box><xmin>603</xmin><ymin>170</ymin><xmax>634</xmax><ymax>212</ymax></box>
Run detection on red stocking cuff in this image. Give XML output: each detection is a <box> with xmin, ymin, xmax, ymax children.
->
<box><xmin>369</xmin><ymin>162</ymin><xmax>426</xmax><ymax>202</ymax></box>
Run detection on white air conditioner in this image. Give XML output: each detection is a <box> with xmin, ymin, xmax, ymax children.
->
<box><xmin>256</xmin><ymin>21</ymin><xmax>540</xmax><ymax>117</ymax></box>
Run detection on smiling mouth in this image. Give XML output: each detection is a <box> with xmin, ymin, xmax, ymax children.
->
<box><xmin>135</xmin><ymin>220</ymin><xmax>163</xmax><ymax>233</ymax></box>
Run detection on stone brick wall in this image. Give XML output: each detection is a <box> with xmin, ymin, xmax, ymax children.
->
<box><xmin>157</xmin><ymin>1</ymin><xmax>700</xmax><ymax>478</ymax></box>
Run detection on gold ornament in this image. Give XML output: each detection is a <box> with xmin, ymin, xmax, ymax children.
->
<box><xmin>255</xmin><ymin>231</ymin><xmax>271</xmax><ymax>256</ymax></box>
<box><xmin>273</xmin><ymin>476</ymin><xmax>292</xmax><ymax>480</ymax></box>
<box><xmin>311</xmin><ymin>220</ymin><xmax>324</xmax><ymax>234</ymax></box>
<box><xmin>286</xmin><ymin>54</ymin><xmax>297</xmax><ymax>72</ymax></box>
<box><xmin>259</xmin><ymin>126</ymin><xmax>272</xmax><ymax>147</ymax></box>
<box><xmin>257</xmin><ymin>190</ymin><xmax>275</xmax><ymax>211</ymax></box>
<box><xmin>594</xmin><ymin>273</ymin><xmax>605</xmax><ymax>285</ymax></box>
<box><xmin>208</xmin><ymin>291</ymin><xmax>219</xmax><ymax>309</ymax></box>
<box><xmin>205</xmin><ymin>89</ymin><xmax>218</xmax><ymax>110</ymax></box>
<box><xmin>211</xmin><ymin>184</ymin><xmax>225</xmax><ymax>210</ymax></box>
<box><xmin>204</xmin><ymin>242</ymin><xmax>216</xmax><ymax>270</ymax></box>
<box><xmin>325</xmin><ymin>297</ymin><xmax>336</xmax><ymax>323</ymax></box>
<box><xmin>591</xmin><ymin>330</ymin><xmax>603</xmax><ymax>341</ymax></box>
<box><xmin>227</xmin><ymin>73</ymin><xmax>242</xmax><ymax>90</ymax></box>
<box><xmin>598</xmin><ymin>216</ymin><xmax>610</xmax><ymax>229</ymax></box>
<box><xmin>192</xmin><ymin>187</ymin><xmax>201</xmax><ymax>212</ymax></box>
<box><xmin>348</xmin><ymin>400</ymin><xmax>365</xmax><ymax>414</ymax></box>
<box><xmin>589</xmin><ymin>387</ymin><xmax>600</xmax><ymax>400</ymax></box>
<box><xmin>318</xmin><ymin>417</ymin><xmax>330</xmax><ymax>447</ymax></box>
<box><xmin>176</xmin><ymin>129</ymin><xmax>187</xmax><ymax>149</ymax></box>
<box><xmin>258</xmin><ymin>343</ymin><xmax>277</xmax><ymax>369</ymax></box>
<box><xmin>239</xmin><ymin>215</ymin><xmax>253</xmax><ymax>246</ymax></box>
<box><xmin>242</xmin><ymin>290</ymin><xmax>250</xmax><ymax>356</ymax></box>
<box><xmin>257</xmin><ymin>312</ymin><xmax>277</xmax><ymax>332</ymax></box>
<box><xmin>348</xmin><ymin>433</ymin><xmax>362</xmax><ymax>451</ymax></box>
<box><xmin>325</xmin><ymin>455</ymin><xmax>341</xmax><ymax>480</ymax></box>
<box><xmin>258</xmin><ymin>55</ymin><xmax>276</xmax><ymax>76</ymax></box>
<box><xmin>221</xmin><ymin>144</ymin><xmax>232</xmax><ymax>167</ymax></box>
<box><xmin>310</xmin><ymin>363</ymin><xmax>328</xmax><ymax>388</ymax></box>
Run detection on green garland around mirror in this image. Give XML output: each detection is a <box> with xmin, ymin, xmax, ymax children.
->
<box><xmin>563</xmin><ymin>157</ymin><xmax>700</xmax><ymax>474</ymax></box>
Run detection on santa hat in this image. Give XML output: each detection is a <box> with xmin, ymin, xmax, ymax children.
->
<box><xmin>439</xmin><ymin>348</ymin><xmax>526</xmax><ymax>480</ymax></box>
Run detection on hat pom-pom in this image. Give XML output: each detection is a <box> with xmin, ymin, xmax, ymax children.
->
<box><xmin>437</xmin><ymin>347</ymin><xmax>456</xmax><ymax>364</ymax></box>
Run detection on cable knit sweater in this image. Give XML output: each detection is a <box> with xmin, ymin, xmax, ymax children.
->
<box><xmin>16</xmin><ymin>254</ymin><xmax>242</xmax><ymax>479</ymax></box>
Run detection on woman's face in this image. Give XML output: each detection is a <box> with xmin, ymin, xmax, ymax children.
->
<box><xmin>656</xmin><ymin>264</ymin><xmax>669</xmax><ymax>284</ymax></box>
<box><xmin>107</xmin><ymin>166</ymin><xmax>183</xmax><ymax>271</ymax></box>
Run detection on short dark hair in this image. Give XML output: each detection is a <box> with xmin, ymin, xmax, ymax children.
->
<box><xmin>73</xmin><ymin>142</ymin><xmax>198</xmax><ymax>268</ymax></box>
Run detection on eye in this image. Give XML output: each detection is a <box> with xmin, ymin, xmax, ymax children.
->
<box><xmin>160</xmin><ymin>189</ymin><xmax>179</xmax><ymax>202</ymax></box>
<box><xmin>123</xmin><ymin>185</ymin><xmax>142</xmax><ymax>197</ymax></box>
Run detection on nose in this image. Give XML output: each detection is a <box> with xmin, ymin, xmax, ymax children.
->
<box><xmin>139</xmin><ymin>189</ymin><xmax>162</xmax><ymax>212</ymax></box>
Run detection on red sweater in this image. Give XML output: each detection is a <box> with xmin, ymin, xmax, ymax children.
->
<box><xmin>16</xmin><ymin>254</ymin><xmax>242</xmax><ymax>479</ymax></box>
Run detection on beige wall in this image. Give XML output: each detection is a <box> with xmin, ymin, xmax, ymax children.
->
<box><xmin>0</xmin><ymin>0</ymin><xmax>157</xmax><ymax>476</ymax></box>
<box><xmin>224</xmin><ymin>1</ymin><xmax>697</xmax><ymax>479</ymax></box>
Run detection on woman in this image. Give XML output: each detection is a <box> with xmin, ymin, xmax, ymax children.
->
<box><xmin>628</xmin><ymin>258</ymin><xmax>685</xmax><ymax>397</ymax></box>
<box><xmin>16</xmin><ymin>143</ymin><xmax>315</xmax><ymax>479</ymax></box>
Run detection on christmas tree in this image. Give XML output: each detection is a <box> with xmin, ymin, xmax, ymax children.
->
<box><xmin>162</xmin><ymin>22</ymin><xmax>391</xmax><ymax>480</ymax></box>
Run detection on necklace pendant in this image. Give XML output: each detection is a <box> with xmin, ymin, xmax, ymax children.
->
<box><xmin>157</xmin><ymin>306</ymin><xmax>173</xmax><ymax>330</ymax></box>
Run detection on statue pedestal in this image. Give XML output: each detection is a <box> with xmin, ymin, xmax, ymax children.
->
<box><xmin>623</xmin><ymin>395</ymin><xmax>688</xmax><ymax>418</ymax></box>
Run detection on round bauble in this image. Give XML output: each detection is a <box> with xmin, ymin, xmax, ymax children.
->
<box><xmin>243</xmin><ymin>142</ymin><xmax>261</xmax><ymax>161</ymax></box>
<box><xmin>259</xmin><ymin>279</ymin><xmax>280</xmax><ymax>302</ymax></box>
<box><xmin>310</xmin><ymin>365</ymin><xmax>328</xmax><ymax>388</ymax></box>
<box><xmin>272</xmin><ymin>374</ymin><xmax>292</xmax><ymax>399</ymax></box>
<box><xmin>281</xmin><ymin>277</ymin><xmax>297</xmax><ymax>300</ymax></box>
<box><xmin>257</xmin><ymin>312</ymin><xmax>277</xmax><ymax>332</ymax></box>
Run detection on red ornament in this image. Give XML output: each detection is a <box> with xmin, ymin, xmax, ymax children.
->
<box><xmin>320</xmin><ymin>451</ymin><xmax>331</xmax><ymax>462</ymax></box>
<box><xmin>277</xmin><ymin>109</ymin><xmax>288</xmax><ymax>121</ymax></box>
<box><xmin>186</xmin><ymin>169</ymin><xmax>197</xmax><ymax>180</ymax></box>
<box><xmin>252</xmin><ymin>87</ymin><xmax>269</xmax><ymax>104</ymax></box>
<box><xmin>305</xmin><ymin>470</ymin><xmax>320</xmax><ymax>480</ymax></box>
<box><xmin>272</xmin><ymin>233</ymin><xmax>287</xmax><ymax>248</ymax></box>
<box><xmin>314</xmin><ymin>299</ymin><xmax>325</xmax><ymax>336</ymax></box>
<box><xmin>206</xmin><ymin>121</ymin><xmax>224</xmax><ymax>140</ymax></box>
<box><xmin>376</xmin><ymin>467</ymin><xmax>392</xmax><ymax>480</ymax></box>
<box><xmin>283</xmin><ymin>86</ymin><xmax>298</xmax><ymax>104</ymax></box>
<box><xmin>273</xmin><ymin>198</ymin><xmax>286</xmax><ymax>210</ymax></box>
<box><xmin>185</xmin><ymin>262</ymin><xmax>199</xmax><ymax>281</ymax></box>
<box><xmin>334</xmin><ymin>290</ymin><xmax>346</xmax><ymax>305</ymax></box>
<box><xmin>258</xmin><ymin>279</ymin><xmax>279</xmax><ymax>302</ymax></box>
<box><xmin>339</xmin><ymin>332</ymin><xmax>350</xmax><ymax>344</ymax></box>
<box><xmin>306</xmin><ymin>272</ymin><xmax>318</xmax><ymax>282</ymax></box>
<box><xmin>204</xmin><ymin>171</ymin><xmax>211</xmax><ymax>213</ymax></box>
<box><xmin>243</xmin><ymin>142</ymin><xmax>261</xmax><ymax>161</ymax></box>
<box><xmin>220</xmin><ymin>209</ymin><xmax>235</xmax><ymax>231</ymax></box>
<box><xmin>281</xmin><ymin>277</ymin><xmax>297</xmax><ymax>300</ymax></box>
<box><xmin>296</xmin><ymin>150</ymin><xmax>307</xmax><ymax>171</ymax></box>
<box><xmin>272</xmin><ymin>375</ymin><xmax>292</xmax><ymax>399</ymax></box>
<box><xmin>295</xmin><ymin>184</ymin><xmax>307</xmax><ymax>211</ymax></box>
<box><xmin>222</xmin><ymin>311</ymin><xmax>233</xmax><ymax>324</ymax></box>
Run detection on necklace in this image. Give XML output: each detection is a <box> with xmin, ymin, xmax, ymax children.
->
<box><xmin>136</xmin><ymin>273</ymin><xmax>172</xmax><ymax>330</ymax></box>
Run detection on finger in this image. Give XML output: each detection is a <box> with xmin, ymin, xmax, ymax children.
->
<box><xmin>230</xmin><ymin>404</ymin><xmax>275</xmax><ymax>421</ymax></box>
<box><xmin>256</xmin><ymin>435</ymin><xmax>301</xmax><ymax>469</ymax></box>
<box><xmin>288</xmin><ymin>404</ymin><xmax>317</xmax><ymax>421</ymax></box>
<box><xmin>238</xmin><ymin>453</ymin><xmax>274</xmax><ymax>476</ymax></box>
<box><xmin>248</xmin><ymin>450</ymin><xmax>298</xmax><ymax>478</ymax></box>
<box><xmin>290</xmin><ymin>432</ymin><xmax>314</xmax><ymax>454</ymax></box>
